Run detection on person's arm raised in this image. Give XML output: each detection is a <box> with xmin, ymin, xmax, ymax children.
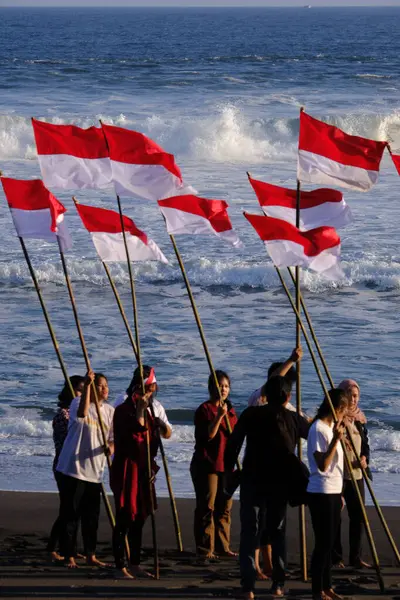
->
<box><xmin>313</xmin><ymin>421</ymin><xmax>345</xmax><ymax>472</ymax></box>
<box><xmin>208</xmin><ymin>403</ymin><xmax>228</xmax><ymax>440</ymax></box>
<box><xmin>269</xmin><ymin>346</ymin><xmax>303</xmax><ymax>378</ymax></box>
<box><xmin>77</xmin><ymin>370</ymin><xmax>94</xmax><ymax>418</ymax></box>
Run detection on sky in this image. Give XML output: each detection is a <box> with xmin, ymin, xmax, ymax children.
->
<box><xmin>1</xmin><ymin>0</ymin><xmax>399</xmax><ymax>6</ymax></box>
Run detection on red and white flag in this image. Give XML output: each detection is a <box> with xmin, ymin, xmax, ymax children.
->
<box><xmin>244</xmin><ymin>212</ymin><xmax>343</xmax><ymax>279</ymax></box>
<box><xmin>248</xmin><ymin>175</ymin><xmax>352</xmax><ymax>231</ymax></box>
<box><xmin>32</xmin><ymin>119</ymin><xmax>112</xmax><ymax>190</ymax></box>
<box><xmin>158</xmin><ymin>195</ymin><xmax>242</xmax><ymax>247</ymax></box>
<box><xmin>1</xmin><ymin>177</ymin><xmax>72</xmax><ymax>251</ymax></box>
<box><xmin>75</xmin><ymin>202</ymin><xmax>168</xmax><ymax>264</ymax></box>
<box><xmin>101</xmin><ymin>123</ymin><xmax>196</xmax><ymax>200</ymax></box>
<box><xmin>298</xmin><ymin>111</ymin><xmax>387</xmax><ymax>192</ymax></box>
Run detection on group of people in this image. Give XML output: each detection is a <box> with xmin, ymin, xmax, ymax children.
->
<box><xmin>48</xmin><ymin>347</ymin><xmax>372</xmax><ymax>600</ymax></box>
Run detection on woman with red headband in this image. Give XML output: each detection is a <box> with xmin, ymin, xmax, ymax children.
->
<box><xmin>191</xmin><ymin>370</ymin><xmax>238</xmax><ymax>560</ymax></box>
<box><xmin>111</xmin><ymin>365</ymin><xmax>161</xmax><ymax>579</ymax></box>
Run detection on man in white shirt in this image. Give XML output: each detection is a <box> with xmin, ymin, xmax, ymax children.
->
<box><xmin>114</xmin><ymin>366</ymin><xmax>172</xmax><ymax>440</ymax></box>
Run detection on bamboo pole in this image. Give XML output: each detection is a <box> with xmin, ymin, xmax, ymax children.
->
<box><xmin>286</xmin><ymin>267</ymin><xmax>400</xmax><ymax>565</ymax></box>
<box><xmin>115</xmin><ymin>195</ymin><xmax>159</xmax><ymax>579</ymax></box>
<box><xmin>274</xmin><ymin>267</ymin><xmax>385</xmax><ymax>592</ymax></box>
<box><xmin>56</xmin><ymin>239</ymin><xmax>117</xmax><ymax>534</ymax></box>
<box><xmin>168</xmin><ymin>233</ymin><xmax>238</xmax><ymax>453</ymax></box>
<box><xmin>295</xmin><ymin>174</ymin><xmax>307</xmax><ymax>582</ymax></box>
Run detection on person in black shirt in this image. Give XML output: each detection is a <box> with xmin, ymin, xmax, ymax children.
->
<box><xmin>225</xmin><ymin>376</ymin><xmax>310</xmax><ymax>599</ymax></box>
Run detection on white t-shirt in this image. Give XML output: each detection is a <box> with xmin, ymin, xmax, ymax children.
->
<box><xmin>114</xmin><ymin>393</ymin><xmax>172</xmax><ymax>429</ymax></box>
<box><xmin>247</xmin><ymin>386</ymin><xmax>301</xmax><ymax>414</ymax></box>
<box><xmin>307</xmin><ymin>419</ymin><xmax>344</xmax><ymax>494</ymax></box>
<box><xmin>56</xmin><ymin>398</ymin><xmax>114</xmax><ymax>484</ymax></box>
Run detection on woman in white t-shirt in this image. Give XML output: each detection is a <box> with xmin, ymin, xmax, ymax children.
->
<box><xmin>56</xmin><ymin>371</ymin><xmax>114</xmax><ymax>569</ymax></box>
<box><xmin>307</xmin><ymin>388</ymin><xmax>348</xmax><ymax>600</ymax></box>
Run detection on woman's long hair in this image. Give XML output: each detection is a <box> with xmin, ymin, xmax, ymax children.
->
<box><xmin>57</xmin><ymin>375</ymin><xmax>85</xmax><ymax>409</ymax></box>
<box><xmin>313</xmin><ymin>388</ymin><xmax>348</xmax><ymax>423</ymax></box>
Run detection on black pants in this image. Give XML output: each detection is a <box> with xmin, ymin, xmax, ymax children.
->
<box><xmin>58</xmin><ymin>473</ymin><xmax>101</xmax><ymax>559</ymax></box>
<box><xmin>332</xmin><ymin>478</ymin><xmax>365</xmax><ymax>565</ymax></box>
<box><xmin>308</xmin><ymin>492</ymin><xmax>342</xmax><ymax>595</ymax></box>
<box><xmin>240</xmin><ymin>480</ymin><xmax>287</xmax><ymax>593</ymax></box>
<box><xmin>47</xmin><ymin>470</ymin><xmax>63</xmax><ymax>553</ymax></box>
<box><xmin>112</xmin><ymin>506</ymin><xmax>146</xmax><ymax>569</ymax></box>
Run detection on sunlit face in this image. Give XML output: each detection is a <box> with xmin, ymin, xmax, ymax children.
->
<box><xmin>74</xmin><ymin>382</ymin><xmax>85</xmax><ymax>398</ymax></box>
<box><xmin>219</xmin><ymin>377</ymin><xmax>230</xmax><ymax>402</ymax></box>
<box><xmin>96</xmin><ymin>377</ymin><xmax>109</xmax><ymax>402</ymax></box>
<box><xmin>146</xmin><ymin>382</ymin><xmax>157</xmax><ymax>396</ymax></box>
<box><xmin>348</xmin><ymin>386</ymin><xmax>359</xmax><ymax>411</ymax></box>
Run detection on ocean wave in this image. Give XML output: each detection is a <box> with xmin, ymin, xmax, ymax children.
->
<box><xmin>2</xmin><ymin>256</ymin><xmax>400</xmax><ymax>293</ymax></box>
<box><xmin>356</xmin><ymin>74</ymin><xmax>392</xmax><ymax>79</ymax></box>
<box><xmin>2</xmin><ymin>107</ymin><xmax>400</xmax><ymax>164</ymax></box>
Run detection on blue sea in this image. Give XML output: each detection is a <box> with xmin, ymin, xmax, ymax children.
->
<box><xmin>0</xmin><ymin>6</ymin><xmax>400</xmax><ymax>504</ymax></box>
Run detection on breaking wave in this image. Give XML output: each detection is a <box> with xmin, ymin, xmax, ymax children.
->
<box><xmin>1</xmin><ymin>106</ymin><xmax>400</xmax><ymax>164</ymax></box>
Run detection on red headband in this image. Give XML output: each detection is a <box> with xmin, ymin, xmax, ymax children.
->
<box><xmin>144</xmin><ymin>368</ymin><xmax>157</xmax><ymax>386</ymax></box>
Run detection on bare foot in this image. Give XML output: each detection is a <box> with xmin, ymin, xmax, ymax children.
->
<box><xmin>219</xmin><ymin>549</ymin><xmax>238</xmax><ymax>557</ymax></box>
<box><xmin>271</xmin><ymin>586</ymin><xmax>285</xmax><ymax>597</ymax></box>
<box><xmin>333</xmin><ymin>561</ymin><xmax>345</xmax><ymax>568</ymax></box>
<box><xmin>324</xmin><ymin>589</ymin><xmax>343</xmax><ymax>600</ymax></box>
<box><xmin>130</xmin><ymin>565</ymin><xmax>155</xmax><ymax>579</ymax></box>
<box><xmin>114</xmin><ymin>567</ymin><xmax>136</xmax><ymax>579</ymax></box>
<box><xmin>242</xmin><ymin>592</ymin><xmax>254</xmax><ymax>600</ymax></box>
<box><xmin>86</xmin><ymin>555</ymin><xmax>108</xmax><ymax>568</ymax></box>
<box><xmin>65</xmin><ymin>557</ymin><xmax>78</xmax><ymax>569</ymax></box>
<box><xmin>351</xmin><ymin>559</ymin><xmax>372</xmax><ymax>569</ymax></box>
<box><xmin>256</xmin><ymin>567</ymin><xmax>269</xmax><ymax>580</ymax></box>
<box><xmin>76</xmin><ymin>553</ymin><xmax>86</xmax><ymax>560</ymax></box>
<box><xmin>50</xmin><ymin>551</ymin><xmax>64</xmax><ymax>561</ymax></box>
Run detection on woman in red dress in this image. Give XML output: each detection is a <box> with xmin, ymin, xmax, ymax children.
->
<box><xmin>111</xmin><ymin>366</ymin><xmax>160</xmax><ymax>579</ymax></box>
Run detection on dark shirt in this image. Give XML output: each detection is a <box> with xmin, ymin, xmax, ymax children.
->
<box><xmin>192</xmin><ymin>400</ymin><xmax>238</xmax><ymax>473</ymax></box>
<box><xmin>225</xmin><ymin>404</ymin><xmax>309</xmax><ymax>491</ymax></box>
<box><xmin>52</xmin><ymin>407</ymin><xmax>69</xmax><ymax>472</ymax></box>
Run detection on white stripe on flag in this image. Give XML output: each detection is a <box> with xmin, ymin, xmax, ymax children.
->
<box><xmin>297</xmin><ymin>149</ymin><xmax>379</xmax><ymax>191</ymax></box>
<box><xmin>111</xmin><ymin>161</ymin><xmax>196</xmax><ymax>200</ymax></box>
<box><xmin>262</xmin><ymin>201</ymin><xmax>353</xmax><ymax>231</ymax></box>
<box><xmin>10</xmin><ymin>208</ymin><xmax>72</xmax><ymax>251</ymax></box>
<box><xmin>91</xmin><ymin>232</ymin><xmax>168</xmax><ymax>263</ymax></box>
<box><xmin>38</xmin><ymin>154</ymin><xmax>112</xmax><ymax>190</ymax></box>
<box><xmin>266</xmin><ymin>239</ymin><xmax>343</xmax><ymax>279</ymax></box>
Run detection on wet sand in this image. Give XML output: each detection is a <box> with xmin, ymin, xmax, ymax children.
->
<box><xmin>0</xmin><ymin>491</ymin><xmax>399</xmax><ymax>599</ymax></box>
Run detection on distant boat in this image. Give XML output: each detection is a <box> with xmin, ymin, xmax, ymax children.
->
<box><xmin>304</xmin><ymin>4</ymin><xmax>312</xmax><ymax>7</ymax></box>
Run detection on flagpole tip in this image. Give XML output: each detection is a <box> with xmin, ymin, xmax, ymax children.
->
<box><xmin>300</xmin><ymin>106</ymin><xmax>305</xmax><ymax>113</ymax></box>
<box><xmin>72</xmin><ymin>196</ymin><xmax>78</xmax><ymax>205</ymax></box>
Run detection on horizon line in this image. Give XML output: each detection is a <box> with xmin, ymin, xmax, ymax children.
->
<box><xmin>1</xmin><ymin>3</ymin><xmax>399</xmax><ymax>7</ymax></box>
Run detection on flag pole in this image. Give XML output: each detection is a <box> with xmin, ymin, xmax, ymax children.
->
<box><xmin>286</xmin><ymin>268</ymin><xmax>400</xmax><ymax>565</ymax></box>
<box><xmin>168</xmin><ymin>234</ymin><xmax>240</xmax><ymax>469</ymax></box>
<box><xmin>56</xmin><ymin>239</ymin><xmax>117</xmax><ymax>536</ymax></box>
<box><xmin>295</xmin><ymin>107</ymin><xmax>307</xmax><ymax>581</ymax></box>
<box><xmin>115</xmin><ymin>194</ymin><xmax>159</xmax><ymax>579</ymax></box>
<box><xmin>274</xmin><ymin>267</ymin><xmax>385</xmax><ymax>592</ymax></box>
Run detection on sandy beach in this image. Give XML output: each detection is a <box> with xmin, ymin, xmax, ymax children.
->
<box><xmin>0</xmin><ymin>491</ymin><xmax>399</xmax><ymax>599</ymax></box>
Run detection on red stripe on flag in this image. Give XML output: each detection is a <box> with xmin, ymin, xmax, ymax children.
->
<box><xmin>75</xmin><ymin>203</ymin><xmax>148</xmax><ymax>244</ymax></box>
<box><xmin>391</xmin><ymin>153</ymin><xmax>400</xmax><ymax>176</ymax></box>
<box><xmin>244</xmin><ymin>212</ymin><xmax>340</xmax><ymax>257</ymax></box>
<box><xmin>299</xmin><ymin>112</ymin><xmax>386</xmax><ymax>171</ymax></box>
<box><xmin>248</xmin><ymin>176</ymin><xmax>343</xmax><ymax>209</ymax></box>
<box><xmin>1</xmin><ymin>177</ymin><xmax>67</xmax><ymax>232</ymax></box>
<box><xmin>158</xmin><ymin>195</ymin><xmax>232</xmax><ymax>233</ymax></box>
<box><xmin>101</xmin><ymin>123</ymin><xmax>182</xmax><ymax>180</ymax></box>
<box><xmin>32</xmin><ymin>119</ymin><xmax>109</xmax><ymax>159</ymax></box>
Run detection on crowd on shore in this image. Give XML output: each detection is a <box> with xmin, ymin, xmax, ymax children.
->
<box><xmin>47</xmin><ymin>348</ymin><xmax>372</xmax><ymax>600</ymax></box>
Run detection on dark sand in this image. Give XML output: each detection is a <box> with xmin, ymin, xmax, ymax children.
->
<box><xmin>0</xmin><ymin>491</ymin><xmax>399</xmax><ymax>599</ymax></box>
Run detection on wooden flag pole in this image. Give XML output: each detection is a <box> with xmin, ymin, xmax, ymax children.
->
<box><xmin>286</xmin><ymin>268</ymin><xmax>400</xmax><ymax>565</ymax></box>
<box><xmin>115</xmin><ymin>194</ymin><xmax>159</xmax><ymax>579</ymax></box>
<box><xmin>295</xmin><ymin>173</ymin><xmax>307</xmax><ymax>582</ymax></box>
<box><xmin>168</xmin><ymin>235</ymin><xmax>237</xmax><ymax>431</ymax></box>
<box><xmin>56</xmin><ymin>239</ymin><xmax>117</xmax><ymax>534</ymax></box>
<box><xmin>274</xmin><ymin>267</ymin><xmax>385</xmax><ymax>592</ymax></box>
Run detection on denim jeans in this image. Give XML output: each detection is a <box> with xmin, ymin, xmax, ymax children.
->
<box><xmin>239</xmin><ymin>478</ymin><xmax>287</xmax><ymax>593</ymax></box>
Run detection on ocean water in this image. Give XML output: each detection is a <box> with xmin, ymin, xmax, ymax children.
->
<box><xmin>0</xmin><ymin>6</ymin><xmax>400</xmax><ymax>505</ymax></box>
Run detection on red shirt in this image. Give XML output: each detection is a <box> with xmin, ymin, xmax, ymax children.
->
<box><xmin>192</xmin><ymin>400</ymin><xmax>238</xmax><ymax>473</ymax></box>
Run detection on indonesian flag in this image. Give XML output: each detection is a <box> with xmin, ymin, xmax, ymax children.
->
<box><xmin>101</xmin><ymin>123</ymin><xmax>196</xmax><ymax>200</ymax></box>
<box><xmin>75</xmin><ymin>202</ymin><xmax>168</xmax><ymax>264</ymax></box>
<box><xmin>248</xmin><ymin>175</ymin><xmax>352</xmax><ymax>231</ymax></box>
<box><xmin>244</xmin><ymin>212</ymin><xmax>343</xmax><ymax>279</ymax></box>
<box><xmin>32</xmin><ymin>119</ymin><xmax>112</xmax><ymax>190</ymax></box>
<box><xmin>298</xmin><ymin>111</ymin><xmax>387</xmax><ymax>192</ymax></box>
<box><xmin>158</xmin><ymin>195</ymin><xmax>242</xmax><ymax>247</ymax></box>
<box><xmin>1</xmin><ymin>177</ymin><xmax>72</xmax><ymax>251</ymax></box>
